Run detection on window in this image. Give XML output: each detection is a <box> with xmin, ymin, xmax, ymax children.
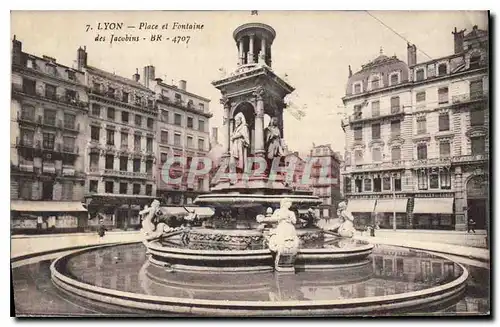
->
<box><xmin>41</xmin><ymin>181</ymin><xmax>53</xmax><ymax>200</ymax></box>
<box><xmin>62</xmin><ymin>136</ymin><xmax>75</xmax><ymax>152</ymax></box>
<box><xmin>429</xmin><ymin>169</ymin><xmax>439</xmax><ymax>189</ymax></box>
<box><xmin>134</xmin><ymin>135</ymin><xmax>141</xmax><ymax>151</ymax></box>
<box><xmin>26</xmin><ymin>58</ymin><xmax>35</xmax><ymax>69</ymax></box>
<box><xmin>344</xmin><ymin>177</ymin><xmax>351</xmax><ymax>194</ymax></box>
<box><xmin>390</xmin><ymin>73</ymin><xmax>399</xmax><ymax>86</ymax></box>
<box><xmin>470</xmin><ymin>108</ymin><xmax>484</xmax><ymax>126</ymax></box>
<box><xmin>160</xmin><ymin>153</ymin><xmax>168</xmax><ymax>163</ymax></box>
<box><xmin>44</xmin><ymin>109</ymin><xmax>56</xmax><ymax>126</ymax></box>
<box><xmin>198</xmin><ymin>138</ymin><xmax>205</xmax><ymax>151</ymax></box>
<box><xmin>121</xmin><ymin>111</ymin><xmax>129</xmax><ymax>123</ymax></box>
<box><xmin>371</xmin><ymin>123</ymin><xmax>381</xmax><ymax>140</ymax></box>
<box><xmin>353</xmin><ymin>83</ymin><xmax>361</xmax><ymax>94</ymax></box>
<box><xmin>383</xmin><ymin>176</ymin><xmax>392</xmax><ymax>191</ymax></box>
<box><xmin>47</xmin><ymin>65</ymin><xmax>56</xmax><ymax>76</ymax></box>
<box><xmin>146</xmin><ymin>160</ymin><xmax>153</xmax><ymax>174</ymax></box>
<box><xmin>438</xmin><ymin>87</ymin><xmax>449</xmax><ymax>104</ymax></box>
<box><xmin>89</xmin><ymin>153</ymin><xmax>99</xmax><ymax>170</ymax></box>
<box><xmin>107</xmin><ymin>107</ymin><xmax>115</xmax><ymax>120</ymax></box>
<box><xmin>135</xmin><ymin>95</ymin><xmax>142</xmax><ymax>106</ymax></box>
<box><xmin>372</xmin><ymin>148</ymin><xmax>382</xmax><ymax>162</ymax></box>
<box><xmin>120</xmin><ymin>132</ymin><xmax>128</xmax><ymax>148</ymax></box>
<box><xmin>417</xmin><ymin>144</ymin><xmax>427</xmax><ymax>160</ymax></box>
<box><xmin>133</xmin><ymin>183</ymin><xmax>141</xmax><ymax>195</ymax></box>
<box><xmin>146</xmin><ymin>137</ymin><xmax>153</xmax><ymax>152</ymax></box>
<box><xmin>119</xmin><ymin>183</ymin><xmax>128</xmax><ymax>194</ymax></box>
<box><xmin>106</xmin><ymin>129</ymin><xmax>115</xmax><ymax>145</ymax></box>
<box><xmin>199</xmin><ymin>103</ymin><xmax>205</xmax><ymax>112</ymax></box>
<box><xmin>394</xmin><ymin>177</ymin><xmax>402</xmax><ymax>191</ymax></box>
<box><xmin>440</xmin><ymin>141</ymin><xmax>451</xmax><ymax>158</ymax></box>
<box><xmin>175</xmin><ymin>93</ymin><xmax>182</xmax><ymax>102</ymax></box>
<box><xmin>63</xmin><ymin>113</ymin><xmax>75</xmax><ymax>130</ymax></box>
<box><xmin>21</xmin><ymin>105</ymin><xmax>35</xmax><ymax>121</ymax></box>
<box><xmin>415</xmin><ymin>69</ymin><xmax>425</xmax><ymax>81</ymax></box>
<box><xmin>22</xmin><ymin>78</ymin><xmax>36</xmax><ymax>95</ymax></box>
<box><xmin>391</xmin><ymin>120</ymin><xmax>401</xmax><ymax>137</ymax></box>
<box><xmin>371</xmin><ymin>76</ymin><xmax>380</xmax><ymax>90</ymax></box>
<box><xmin>18</xmin><ymin>178</ymin><xmax>33</xmax><ymax>200</ymax></box>
<box><xmin>161</xmin><ymin>110</ymin><xmax>169</xmax><ymax>123</ymax></box>
<box><xmin>20</xmin><ymin>129</ymin><xmax>34</xmax><ymax>146</ymax></box>
<box><xmin>390</xmin><ymin>96</ymin><xmax>400</xmax><ymax>113</ymax></box>
<box><xmin>354</xmin><ymin>126</ymin><xmax>363</xmax><ymax>141</ymax></box>
<box><xmin>89</xmin><ymin>180</ymin><xmax>98</xmax><ymax>193</ymax></box>
<box><xmin>440</xmin><ymin>169</ymin><xmax>451</xmax><ymax>189</ymax></box>
<box><xmin>45</xmin><ymin>84</ymin><xmax>57</xmax><ymax>100</ymax></box>
<box><xmin>187</xmin><ymin>136</ymin><xmax>194</xmax><ymax>148</ymax></box>
<box><xmin>174</xmin><ymin>133</ymin><xmax>181</xmax><ymax>146</ymax></box>
<box><xmin>354</xmin><ymin>150</ymin><xmax>363</xmax><ymax>164</ymax></box>
<box><xmin>147</xmin><ymin>118</ymin><xmax>154</xmax><ymax>129</ymax></box>
<box><xmin>174</xmin><ymin>113</ymin><xmax>182</xmax><ymax>126</ymax></box>
<box><xmin>417</xmin><ymin>117</ymin><xmax>427</xmax><ymax>134</ymax></box>
<box><xmin>92</xmin><ymin>104</ymin><xmax>101</xmax><ymax>116</ymax></box>
<box><xmin>93</xmin><ymin>82</ymin><xmax>101</xmax><ymax>93</ymax></box>
<box><xmin>91</xmin><ymin>126</ymin><xmax>100</xmax><ymax>142</ymax></box>
<box><xmin>470</xmin><ymin>80</ymin><xmax>483</xmax><ymax>99</ymax></box>
<box><xmin>417</xmin><ymin>170</ymin><xmax>428</xmax><ymax>190</ymax></box>
<box><xmin>373</xmin><ymin>177</ymin><xmax>381</xmax><ymax>192</ymax></box>
<box><xmin>198</xmin><ymin>120</ymin><xmax>205</xmax><ymax>132</ymax></box>
<box><xmin>439</xmin><ymin>113</ymin><xmax>450</xmax><ymax>131</ymax></box>
<box><xmin>107</xmin><ymin>87</ymin><xmax>115</xmax><ymax>98</ymax></box>
<box><xmin>371</xmin><ymin>101</ymin><xmax>380</xmax><ymax>117</ymax></box>
<box><xmin>105</xmin><ymin>154</ymin><xmax>114</xmax><ymax>169</ymax></box>
<box><xmin>146</xmin><ymin>184</ymin><xmax>152</xmax><ymax>196</ymax></box>
<box><xmin>122</xmin><ymin>91</ymin><xmax>129</xmax><ymax>103</ymax></box>
<box><xmin>105</xmin><ymin>181</ymin><xmax>114</xmax><ymax>193</ymax></box>
<box><xmin>135</xmin><ymin>114</ymin><xmax>142</xmax><ymax>126</ymax></box>
<box><xmin>120</xmin><ymin>156</ymin><xmax>128</xmax><ymax>171</ymax></box>
<box><xmin>416</xmin><ymin>91</ymin><xmax>426</xmax><ymax>103</ymax></box>
<box><xmin>147</xmin><ymin>99</ymin><xmax>153</xmax><ymax>108</ymax></box>
<box><xmin>355</xmin><ymin>179</ymin><xmax>362</xmax><ymax>193</ymax></box>
<box><xmin>42</xmin><ymin>133</ymin><xmax>55</xmax><ymax>150</ymax></box>
<box><xmin>438</xmin><ymin>63</ymin><xmax>447</xmax><ymax>76</ymax></box>
<box><xmin>187</xmin><ymin>117</ymin><xmax>194</xmax><ymax>128</ymax></box>
<box><xmin>364</xmin><ymin>178</ymin><xmax>372</xmax><ymax>192</ymax></box>
<box><xmin>471</xmin><ymin>136</ymin><xmax>485</xmax><ymax>155</ymax></box>
<box><xmin>470</xmin><ymin>54</ymin><xmax>481</xmax><ymax>69</ymax></box>
<box><xmin>133</xmin><ymin>159</ymin><xmax>141</xmax><ymax>172</ymax></box>
<box><xmin>160</xmin><ymin>131</ymin><xmax>168</xmax><ymax>144</ymax></box>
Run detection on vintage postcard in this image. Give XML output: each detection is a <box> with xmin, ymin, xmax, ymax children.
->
<box><xmin>10</xmin><ymin>10</ymin><xmax>490</xmax><ymax>317</ymax></box>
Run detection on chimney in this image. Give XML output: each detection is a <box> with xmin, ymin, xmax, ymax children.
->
<box><xmin>133</xmin><ymin>68</ymin><xmax>140</xmax><ymax>82</ymax></box>
<box><xmin>407</xmin><ymin>43</ymin><xmax>417</xmax><ymax>66</ymax></box>
<box><xmin>179</xmin><ymin>80</ymin><xmax>187</xmax><ymax>91</ymax></box>
<box><xmin>12</xmin><ymin>35</ymin><xmax>22</xmax><ymax>66</ymax></box>
<box><xmin>143</xmin><ymin>65</ymin><xmax>155</xmax><ymax>87</ymax></box>
<box><xmin>452</xmin><ymin>27</ymin><xmax>466</xmax><ymax>54</ymax></box>
<box><xmin>77</xmin><ymin>46</ymin><xmax>87</xmax><ymax>70</ymax></box>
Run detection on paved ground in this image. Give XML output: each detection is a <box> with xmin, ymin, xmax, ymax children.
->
<box><xmin>11</xmin><ymin>229</ymin><xmax>490</xmax><ymax>262</ymax></box>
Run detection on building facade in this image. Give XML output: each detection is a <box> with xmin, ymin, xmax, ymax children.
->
<box><xmin>309</xmin><ymin>144</ymin><xmax>342</xmax><ymax>219</ymax></box>
<box><xmin>145</xmin><ymin>67</ymin><xmax>212</xmax><ymax>205</ymax></box>
<box><xmin>341</xmin><ymin>25</ymin><xmax>489</xmax><ymax>231</ymax></box>
<box><xmin>10</xmin><ymin>36</ymin><xmax>89</xmax><ymax>233</ymax></box>
<box><xmin>79</xmin><ymin>48</ymin><xmax>159</xmax><ymax>230</ymax></box>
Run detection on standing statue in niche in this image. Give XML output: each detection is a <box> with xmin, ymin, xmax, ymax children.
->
<box><xmin>230</xmin><ymin>112</ymin><xmax>250</xmax><ymax>172</ymax></box>
<box><xmin>256</xmin><ymin>198</ymin><xmax>300</xmax><ymax>272</ymax></box>
<box><xmin>264</xmin><ymin>117</ymin><xmax>284</xmax><ymax>160</ymax></box>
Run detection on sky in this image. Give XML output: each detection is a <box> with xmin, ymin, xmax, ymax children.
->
<box><xmin>10</xmin><ymin>10</ymin><xmax>488</xmax><ymax>157</ymax></box>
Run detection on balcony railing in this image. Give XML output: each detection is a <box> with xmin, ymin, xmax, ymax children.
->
<box><xmin>12</xmin><ymin>84</ymin><xmax>88</xmax><ymax>108</ymax></box>
<box><xmin>452</xmin><ymin>90</ymin><xmax>489</xmax><ymax>104</ymax></box>
<box><xmin>411</xmin><ymin>157</ymin><xmax>452</xmax><ymax>167</ymax></box>
<box><xmin>103</xmin><ymin>169</ymin><xmax>148</xmax><ymax>179</ymax></box>
<box><xmin>451</xmin><ymin>154</ymin><xmax>489</xmax><ymax>163</ymax></box>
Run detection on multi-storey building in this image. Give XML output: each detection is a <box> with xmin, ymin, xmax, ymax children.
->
<box><xmin>144</xmin><ymin>66</ymin><xmax>212</xmax><ymax>205</ymax></box>
<box><xmin>309</xmin><ymin>144</ymin><xmax>342</xmax><ymax>219</ymax></box>
<box><xmin>78</xmin><ymin>48</ymin><xmax>159</xmax><ymax>230</ymax></box>
<box><xmin>10</xmin><ymin>36</ymin><xmax>89</xmax><ymax>233</ymax></box>
<box><xmin>341</xmin><ymin>25</ymin><xmax>489</xmax><ymax>231</ymax></box>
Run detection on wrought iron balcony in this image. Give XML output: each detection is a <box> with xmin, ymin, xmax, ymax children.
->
<box><xmin>451</xmin><ymin>153</ymin><xmax>489</xmax><ymax>163</ymax></box>
<box><xmin>452</xmin><ymin>90</ymin><xmax>489</xmax><ymax>104</ymax></box>
<box><xmin>103</xmin><ymin>169</ymin><xmax>148</xmax><ymax>179</ymax></box>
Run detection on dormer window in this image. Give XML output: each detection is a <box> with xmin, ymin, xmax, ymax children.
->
<box><xmin>67</xmin><ymin>70</ymin><xmax>76</xmax><ymax>80</ymax></box>
<box><xmin>390</xmin><ymin>73</ymin><xmax>400</xmax><ymax>86</ymax></box>
<box><xmin>353</xmin><ymin>83</ymin><xmax>362</xmax><ymax>94</ymax></box>
<box><xmin>26</xmin><ymin>58</ymin><xmax>35</xmax><ymax>69</ymax></box>
<box><xmin>415</xmin><ymin>69</ymin><xmax>425</xmax><ymax>81</ymax></box>
<box><xmin>370</xmin><ymin>76</ymin><xmax>380</xmax><ymax>90</ymax></box>
<box><xmin>470</xmin><ymin>54</ymin><xmax>481</xmax><ymax>70</ymax></box>
<box><xmin>438</xmin><ymin>63</ymin><xmax>447</xmax><ymax>76</ymax></box>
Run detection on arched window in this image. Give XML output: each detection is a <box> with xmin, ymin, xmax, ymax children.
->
<box><xmin>438</xmin><ymin>63</ymin><xmax>447</xmax><ymax>76</ymax></box>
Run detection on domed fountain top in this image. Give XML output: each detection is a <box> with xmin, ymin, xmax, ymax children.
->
<box><xmin>233</xmin><ymin>22</ymin><xmax>276</xmax><ymax>44</ymax></box>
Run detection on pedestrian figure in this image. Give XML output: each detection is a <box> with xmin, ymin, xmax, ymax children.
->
<box><xmin>468</xmin><ymin>218</ymin><xmax>476</xmax><ymax>234</ymax></box>
<box><xmin>98</xmin><ymin>219</ymin><xmax>107</xmax><ymax>238</ymax></box>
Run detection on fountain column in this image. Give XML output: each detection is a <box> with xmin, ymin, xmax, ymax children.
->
<box><xmin>248</xmin><ymin>34</ymin><xmax>255</xmax><ymax>64</ymax></box>
<box><xmin>221</xmin><ymin>97</ymin><xmax>231</xmax><ymax>155</ymax></box>
<box><xmin>238</xmin><ymin>39</ymin><xmax>245</xmax><ymax>65</ymax></box>
<box><xmin>253</xmin><ymin>87</ymin><xmax>265</xmax><ymax>157</ymax></box>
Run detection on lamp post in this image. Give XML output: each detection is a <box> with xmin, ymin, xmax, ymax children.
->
<box><xmin>393</xmin><ymin>176</ymin><xmax>396</xmax><ymax>231</ymax></box>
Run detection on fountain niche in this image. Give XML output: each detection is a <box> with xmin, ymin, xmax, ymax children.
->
<box><xmin>47</xmin><ymin>21</ymin><xmax>470</xmax><ymax>317</ymax></box>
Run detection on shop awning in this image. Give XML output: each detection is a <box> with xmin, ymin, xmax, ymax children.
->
<box><xmin>158</xmin><ymin>206</ymin><xmax>215</xmax><ymax>218</ymax></box>
<box><xmin>11</xmin><ymin>201</ymin><xmax>88</xmax><ymax>212</ymax></box>
<box><xmin>413</xmin><ymin>198</ymin><xmax>454</xmax><ymax>214</ymax></box>
<box><xmin>346</xmin><ymin>199</ymin><xmax>376</xmax><ymax>213</ymax></box>
<box><xmin>374</xmin><ymin>198</ymin><xmax>409</xmax><ymax>213</ymax></box>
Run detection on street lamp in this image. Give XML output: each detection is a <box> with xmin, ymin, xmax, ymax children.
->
<box><xmin>393</xmin><ymin>178</ymin><xmax>396</xmax><ymax>231</ymax></box>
